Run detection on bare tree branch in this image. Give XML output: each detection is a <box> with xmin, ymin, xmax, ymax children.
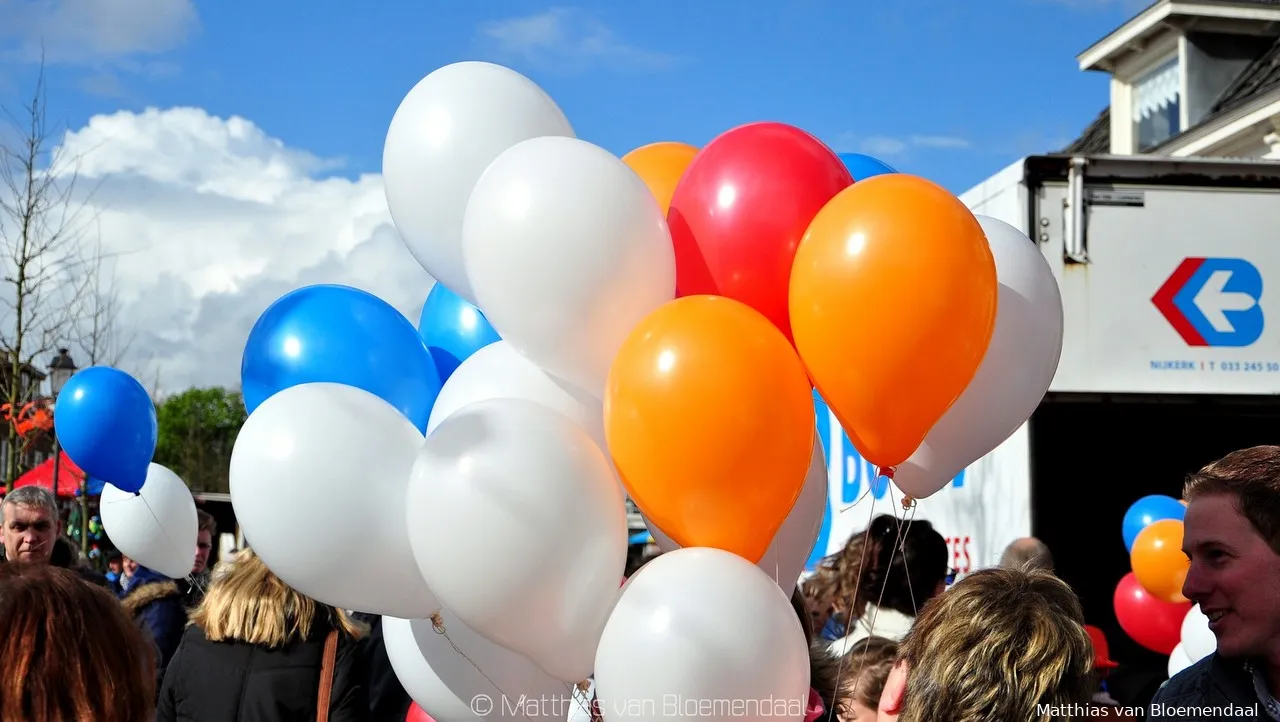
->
<box><xmin>0</xmin><ymin>60</ymin><xmax>102</xmax><ymax>489</ymax></box>
<box><xmin>71</xmin><ymin>224</ymin><xmax>136</xmax><ymax>368</ymax></box>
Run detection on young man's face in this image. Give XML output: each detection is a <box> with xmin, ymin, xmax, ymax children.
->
<box><xmin>193</xmin><ymin>530</ymin><xmax>213</xmax><ymax>574</ymax></box>
<box><xmin>1182</xmin><ymin>493</ymin><xmax>1280</xmax><ymax>660</ymax></box>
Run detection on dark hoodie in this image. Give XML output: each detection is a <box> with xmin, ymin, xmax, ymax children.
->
<box><xmin>351</xmin><ymin>612</ymin><xmax>414</xmax><ymax>721</ymax></box>
<box><xmin>119</xmin><ymin>564</ymin><xmax>188</xmax><ymax>688</ymax></box>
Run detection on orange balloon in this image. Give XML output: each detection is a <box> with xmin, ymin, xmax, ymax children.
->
<box><xmin>604</xmin><ymin>295</ymin><xmax>815</xmax><ymax>563</ymax></box>
<box><xmin>622</xmin><ymin>141</ymin><xmax>699</xmax><ymax>214</ymax></box>
<box><xmin>788</xmin><ymin>174</ymin><xmax>997</xmax><ymax>468</ymax></box>
<box><xmin>1131</xmin><ymin>519</ymin><xmax>1189</xmax><ymax>603</ymax></box>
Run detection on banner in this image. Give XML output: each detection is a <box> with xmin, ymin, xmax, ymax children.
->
<box><xmin>806</xmin><ymin>392</ymin><xmax>1032</xmax><ymax>580</ymax></box>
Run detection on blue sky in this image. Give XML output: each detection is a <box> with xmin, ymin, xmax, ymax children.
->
<box><xmin>1</xmin><ymin>0</ymin><xmax>1139</xmax><ymax>195</ymax></box>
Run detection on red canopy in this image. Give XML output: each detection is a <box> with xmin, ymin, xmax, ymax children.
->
<box><xmin>13</xmin><ymin>452</ymin><xmax>85</xmax><ymax>497</ymax></box>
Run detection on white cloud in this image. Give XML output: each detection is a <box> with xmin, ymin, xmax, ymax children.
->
<box><xmin>16</xmin><ymin>106</ymin><xmax>433</xmax><ymax>393</ymax></box>
<box><xmin>478</xmin><ymin>8</ymin><xmax>678</xmax><ymax>72</ymax></box>
<box><xmin>910</xmin><ymin>135</ymin><xmax>971</xmax><ymax>150</ymax></box>
<box><xmin>857</xmin><ymin>136</ymin><xmax>908</xmax><ymax>157</ymax></box>
<box><xmin>0</xmin><ymin>0</ymin><xmax>198</xmax><ymax>63</ymax></box>
<box><xmin>830</xmin><ymin>132</ymin><xmax>972</xmax><ymax>157</ymax></box>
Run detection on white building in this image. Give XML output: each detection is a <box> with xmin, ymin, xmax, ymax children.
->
<box><xmin>1060</xmin><ymin>0</ymin><xmax>1280</xmax><ymax>160</ymax></box>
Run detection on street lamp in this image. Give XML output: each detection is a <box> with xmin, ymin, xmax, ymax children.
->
<box><xmin>49</xmin><ymin>348</ymin><xmax>77</xmax><ymax>396</ymax></box>
<box><xmin>47</xmin><ymin>349</ymin><xmax>81</xmax><ymax>552</ymax></box>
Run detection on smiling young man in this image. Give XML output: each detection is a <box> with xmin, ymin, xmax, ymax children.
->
<box><xmin>1150</xmin><ymin>446</ymin><xmax>1280</xmax><ymax>721</ymax></box>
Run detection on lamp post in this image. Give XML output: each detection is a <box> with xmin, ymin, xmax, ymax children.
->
<box><xmin>47</xmin><ymin>349</ymin><xmax>80</xmax><ymax>552</ymax></box>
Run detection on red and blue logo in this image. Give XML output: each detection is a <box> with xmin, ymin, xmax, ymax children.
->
<box><xmin>1152</xmin><ymin>258</ymin><xmax>1264</xmax><ymax>347</ymax></box>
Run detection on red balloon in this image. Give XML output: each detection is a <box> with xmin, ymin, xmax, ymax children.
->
<box><xmin>406</xmin><ymin>702</ymin><xmax>434</xmax><ymax>722</ymax></box>
<box><xmin>1113</xmin><ymin>571</ymin><xmax>1189</xmax><ymax>654</ymax></box>
<box><xmin>667</xmin><ymin>122</ymin><xmax>853</xmax><ymax>341</ymax></box>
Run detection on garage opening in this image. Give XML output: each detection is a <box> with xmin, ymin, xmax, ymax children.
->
<box><xmin>1029</xmin><ymin>392</ymin><xmax>1280</xmax><ymax>708</ymax></box>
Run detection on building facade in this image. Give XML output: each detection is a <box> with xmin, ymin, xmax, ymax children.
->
<box><xmin>1064</xmin><ymin>0</ymin><xmax>1280</xmax><ymax>159</ymax></box>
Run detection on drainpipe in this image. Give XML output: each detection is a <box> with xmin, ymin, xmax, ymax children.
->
<box><xmin>1064</xmin><ymin>157</ymin><xmax>1088</xmax><ymax>264</ymax></box>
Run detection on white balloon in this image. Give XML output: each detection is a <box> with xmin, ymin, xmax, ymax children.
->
<box><xmin>383</xmin><ymin>613</ymin><xmax>573</xmax><ymax>722</ymax></box>
<box><xmin>893</xmin><ymin>215</ymin><xmax>1064</xmax><ymax>498</ymax></box>
<box><xmin>382</xmin><ymin>61</ymin><xmax>574</xmax><ymax>304</ymax></box>
<box><xmin>1180</xmin><ymin>604</ymin><xmax>1217</xmax><ymax>662</ymax></box>
<box><xmin>1168</xmin><ymin>642</ymin><xmax>1194</xmax><ymax>678</ymax></box>
<box><xmin>99</xmin><ymin>463</ymin><xmax>197</xmax><ymax>579</ymax></box>
<box><xmin>407</xmin><ymin>397</ymin><xmax>627</xmax><ymax>683</ymax></box>
<box><xmin>427</xmin><ymin>340</ymin><xmax>604</xmax><ymax>450</ymax></box>
<box><xmin>644</xmin><ymin>438</ymin><xmax>827</xmax><ymax>591</ymax></box>
<box><xmin>230</xmin><ymin>382</ymin><xmax>438</xmax><ymax>618</ymax></box>
<box><xmin>462</xmin><ymin>136</ymin><xmax>676</xmax><ymax>396</ymax></box>
<box><xmin>594</xmin><ymin>547</ymin><xmax>810</xmax><ymax>722</ymax></box>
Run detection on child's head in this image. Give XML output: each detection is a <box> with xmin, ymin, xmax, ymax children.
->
<box><xmin>836</xmin><ymin>636</ymin><xmax>898</xmax><ymax>721</ymax></box>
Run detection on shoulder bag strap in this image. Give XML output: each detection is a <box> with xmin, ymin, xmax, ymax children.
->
<box><xmin>316</xmin><ymin>629</ymin><xmax>339</xmax><ymax>722</ymax></box>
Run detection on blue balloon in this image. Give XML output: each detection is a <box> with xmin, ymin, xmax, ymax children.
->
<box><xmin>418</xmin><ymin>283</ymin><xmax>501</xmax><ymax>384</ymax></box>
<box><xmin>1122</xmin><ymin>494</ymin><xmax>1186</xmax><ymax>551</ymax></box>
<box><xmin>837</xmin><ymin>153</ymin><xmax>898</xmax><ymax>181</ymax></box>
<box><xmin>54</xmin><ymin>367</ymin><xmax>157</xmax><ymax>493</ymax></box>
<box><xmin>241</xmin><ymin>284</ymin><xmax>442</xmax><ymax>432</ymax></box>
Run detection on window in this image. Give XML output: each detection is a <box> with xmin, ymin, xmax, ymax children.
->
<box><xmin>1133</xmin><ymin>55</ymin><xmax>1181</xmax><ymax>151</ymax></box>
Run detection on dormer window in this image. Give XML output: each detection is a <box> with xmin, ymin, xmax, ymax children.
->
<box><xmin>1133</xmin><ymin>55</ymin><xmax>1181</xmax><ymax>151</ymax></box>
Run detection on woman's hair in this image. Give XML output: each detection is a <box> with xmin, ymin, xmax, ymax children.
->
<box><xmin>894</xmin><ymin>567</ymin><xmax>1093</xmax><ymax>722</ymax></box>
<box><xmin>804</xmin><ymin>514</ymin><xmax>949</xmax><ymax>619</ymax></box>
<box><xmin>190</xmin><ymin>548</ymin><xmax>367</xmax><ymax>648</ymax></box>
<box><xmin>837</xmin><ymin>636</ymin><xmax>899</xmax><ymax>712</ymax></box>
<box><xmin>0</xmin><ymin>563</ymin><xmax>156</xmax><ymax>722</ymax></box>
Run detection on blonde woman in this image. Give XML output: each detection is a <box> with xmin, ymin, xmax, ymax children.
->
<box><xmin>156</xmin><ymin>548</ymin><xmax>370</xmax><ymax>722</ymax></box>
<box><xmin>875</xmin><ymin>567</ymin><xmax>1094</xmax><ymax>721</ymax></box>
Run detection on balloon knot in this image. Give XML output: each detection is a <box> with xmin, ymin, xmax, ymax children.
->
<box><xmin>575</xmin><ymin>680</ymin><xmax>592</xmax><ymax>694</ymax></box>
<box><xmin>877</xmin><ymin>465</ymin><xmax>895</xmax><ymax>480</ymax></box>
<box><xmin>901</xmin><ymin>495</ymin><xmax>916</xmax><ymax>511</ymax></box>
<box><xmin>429</xmin><ymin>612</ymin><xmax>445</xmax><ymax>634</ymax></box>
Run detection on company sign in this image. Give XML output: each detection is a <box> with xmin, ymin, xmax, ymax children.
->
<box><xmin>1152</xmin><ymin>257</ymin><xmax>1264</xmax><ymax>347</ymax></box>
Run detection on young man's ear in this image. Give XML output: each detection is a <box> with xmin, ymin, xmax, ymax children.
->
<box><xmin>877</xmin><ymin>661</ymin><xmax>908</xmax><ymax>721</ymax></box>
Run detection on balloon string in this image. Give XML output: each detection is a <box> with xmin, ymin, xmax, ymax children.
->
<box><xmin>874</xmin><ymin>466</ymin><xmax>915</xmax><ymax>510</ymax></box>
<box><xmin>427</xmin><ymin>612</ymin><xmax>592</xmax><ymax>720</ymax></box>
<box><xmin>122</xmin><ymin>494</ymin><xmax>191</xmax><ymax>583</ymax></box>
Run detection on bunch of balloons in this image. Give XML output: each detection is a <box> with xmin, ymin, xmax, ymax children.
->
<box><xmin>1112</xmin><ymin>494</ymin><xmax>1214</xmax><ymax>673</ymax></box>
<box><xmin>224</xmin><ymin>57</ymin><xmax>1068</xmax><ymax>722</ymax></box>
<box><xmin>53</xmin><ymin>367</ymin><xmax>199</xmax><ymax>579</ymax></box>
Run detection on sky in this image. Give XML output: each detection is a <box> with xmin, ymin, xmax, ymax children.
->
<box><xmin>0</xmin><ymin>0</ymin><xmax>1140</xmax><ymax>392</ymax></box>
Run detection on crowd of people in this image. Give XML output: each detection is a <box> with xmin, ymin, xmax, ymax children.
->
<box><xmin>0</xmin><ymin>484</ymin><xmax>415</xmax><ymax>721</ymax></box>
<box><xmin>0</xmin><ymin>443</ymin><xmax>1277</xmax><ymax>720</ymax></box>
<box><xmin>787</xmin><ymin>445</ymin><xmax>1280</xmax><ymax>721</ymax></box>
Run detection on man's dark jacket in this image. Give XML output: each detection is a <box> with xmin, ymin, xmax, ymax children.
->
<box><xmin>1149</xmin><ymin>653</ymin><xmax>1268</xmax><ymax>721</ymax></box>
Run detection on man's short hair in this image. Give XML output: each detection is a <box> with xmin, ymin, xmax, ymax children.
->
<box><xmin>895</xmin><ymin>567</ymin><xmax>1093</xmax><ymax>721</ymax></box>
<box><xmin>196</xmin><ymin>510</ymin><xmax>217</xmax><ymax>537</ymax></box>
<box><xmin>1</xmin><ymin>486</ymin><xmax>58</xmax><ymax>523</ymax></box>
<box><xmin>999</xmin><ymin>537</ymin><xmax>1055</xmax><ymax>574</ymax></box>
<box><xmin>1185</xmin><ymin>445</ymin><xmax>1280</xmax><ymax>555</ymax></box>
